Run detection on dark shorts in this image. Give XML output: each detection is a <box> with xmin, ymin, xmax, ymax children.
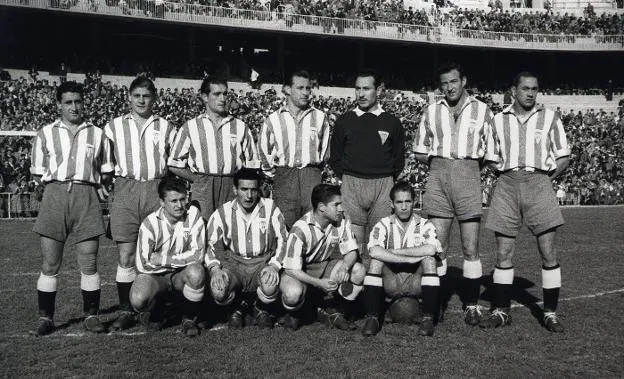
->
<box><xmin>33</xmin><ymin>181</ymin><xmax>105</xmax><ymax>243</ymax></box>
<box><xmin>190</xmin><ymin>174</ymin><xmax>234</xmax><ymax>221</ymax></box>
<box><xmin>220</xmin><ymin>253</ymin><xmax>271</xmax><ymax>293</ymax></box>
<box><xmin>382</xmin><ymin>263</ymin><xmax>423</xmax><ymax>299</ymax></box>
<box><xmin>341</xmin><ymin>174</ymin><xmax>393</xmax><ymax>227</ymax></box>
<box><xmin>109</xmin><ymin>178</ymin><xmax>161</xmax><ymax>242</ymax></box>
<box><xmin>485</xmin><ymin>170</ymin><xmax>564</xmax><ymax>237</ymax></box>
<box><xmin>423</xmin><ymin>158</ymin><xmax>482</xmax><ymax>220</ymax></box>
<box><xmin>272</xmin><ymin>166</ymin><xmax>322</xmax><ymax>229</ymax></box>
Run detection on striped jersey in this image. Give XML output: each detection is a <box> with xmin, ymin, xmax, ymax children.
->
<box><xmin>104</xmin><ymin>114</ymin><xmax>176</xmax><ymax>181</ymax></box>
<box><xmin>280</xmin><ymin>212</ymin><xmax>359</xmax><ymax>271</ymax></box>
<box><xmin>206</xmin><ymin>198</ymin><xmax>287</xmax><ymax>269</ymax></box>
<box><xmin>368</xmin><ymin>214</ymin><xmax>439</xmax><ymax>252</ymax></box>
<box><xmin>136</xmin><ymin>205</ymin><xmax>210</xmax><ymax>274</ymax></box>
<box><xmin>30</xmin><ymin>120</ymin><xmax>114</xmax><ymax>184</ymax></box>
<box><xmin>487</xmin><ymin>104</ymin><xmax>571</xmax><ymax>172</ymax></box>
<box><xmin>413</xmin><ymin>95</ymin><xmax>494</xmax><ymax>160</ymax></box>
<box><xmin>168</xmin><ymin>115</ymin><xmax>259</xmax><ymax>175</ymax></box>
<box><xmin>258</xmin><ymin>106</ymin><xmax>330</xmax><ymax>176</ymax></box>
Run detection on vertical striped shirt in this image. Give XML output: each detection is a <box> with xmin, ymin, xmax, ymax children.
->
<box><xmin>168</xmin><ymin>115</ymin><xmax>259</xmax><ymax>175</ymax></box>
<box><xmin>488</xmin><ymin>104</ymin><xmax>571</xmax><ymax>172</ymax></box>
<box><xmin>259</xmin><ymin>107</ymin><xmax>330</xmax><ymax>176</ymax></box>
<box><xmin>30</xmin><ymin>120</ymin><xmax>114</xmax><ymax>184</ymax></box>
<box><xmin>206</xmin><ymin>198</ymin><xmax>287</xmax><ymax>269</ymax></box>
<box><xmin>136</xmin><ymin>205</ymin><xmax>210</xmax><ymax>274</ymax></box>
<box><xmin>280</xmin><ymin>212</ymin><xmax>359</xmax><ymax>271</ymax></box>
<box><xmin>104</xmin><ymin>114</ymin><xmax>176</xmax><ymax>181</ymax></box>
<box><xmin>413</xmin><ymin>95</ymin><xmax>494</xmax><ymax>160</ymax></box>
<box><xmin>367</xmin><ymin>214</ymin><xmax>439</xmax><ymax>251</ymax></box>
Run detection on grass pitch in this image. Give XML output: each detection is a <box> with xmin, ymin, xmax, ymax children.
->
<box><xmin>1</xmin><ymin>207</ymin><xmax>623</xmax><ymax>377</ymax></box>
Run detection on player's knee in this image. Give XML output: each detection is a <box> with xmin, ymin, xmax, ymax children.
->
<box><xmin>280</xmin><ymin>280</ymin><xmax>305</xmax><ymax>307</ymax></box>
<box><xmin>184</xmin><ymin>263</ymin><xmax>206</xmax><ymax>289</ymax></box>
<box><xmin>41</xmin><ymin>260</ymin><xmax>62</xmax><ymax>276</ymax></box>
<box><xmin>118</xmin><ymin>251</ymin><xmax>135</xmax><ymax>268</ymax></box>
<box><xmin>129</xmin><ymin>285</ymin><xmax>152</xmax><ymax>311</ymax></box>
<box><xmin>259</xmin><ymin>279</ymin><xmax>279</xmax><ymax>297</ymax></box>
<box><xmin>77</xmin><ymin>252</ymin><xmax>98</xmax><ymax>275</ymax></box>
<box><xmin>350</xmin><ymin>262</ymin><xmax>366</xmax><ymax>284</ymax></box>
<box><xmin>367</xmin><ymin>258</ymin><xmax>384</xmax><ymax>275</ymax></box>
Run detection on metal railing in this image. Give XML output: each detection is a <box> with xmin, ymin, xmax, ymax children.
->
<box><xmin>1</xmin><ymin>0</ymin><xmax>622</xmax><ymax>51</ymax></box>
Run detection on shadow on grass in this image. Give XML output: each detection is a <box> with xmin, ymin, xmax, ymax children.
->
<box><xmin>480</xmin><ymin>269</ymin><xmax>544</xmax><ymax>324</ymax></box>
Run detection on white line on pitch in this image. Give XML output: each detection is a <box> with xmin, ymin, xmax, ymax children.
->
<box><xmin>4</xmin><ymin>325</ymin><xmax>228</xmax><ymax>339</ymax></box>
<box><xmin>509</xmin><ymin>287</ymin><xmax>624</xmax><ymax>309</ymax></box>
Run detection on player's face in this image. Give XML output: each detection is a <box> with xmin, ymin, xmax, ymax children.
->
<box><xmin>160</xmin><ymin>190</ymin><xmax>187</xmax><ymax>221</ymax></box>
<box><xmin>234</xmin><ymin>179</ymin><xmax>260</xmax><ymax>213</ymax></box>
<box><xmin>129</xmin><ymin>87</ymin><xmax>155</xmax><ymax>118</ymax></box>
<box><xmin>513</xmin><ymin>76</ymin><xmax>539</xmax><ymax>111</ymax></box>
<box><xmin>58</xmin><ymin>92</ymin><xmax>84</xmax><ymax>125</ymax></box>
<box><xmin>439</xmin><ymin>69</ymin><xmax>466</xmax><ymax>104</ymax></box>
<box><xmin>391</xmin><ymin>191</ymin><xmax>414</xmax><ymax>222</ymax></box>
<box><xmin>322</xmin><ymin>195</ymin><xmax>344</xmax><ymax>224</ymax></box>
<box><xmin>286</xmin><ymin>75</ymin><xmax>311</xmax><ymax>109</ymax></box>
<box><xmin>203</xmin><ymin>83</ymin><xmax>228</xmax><ymax>116</ymax></box>
<box><xmin>355</xmin><ymin>76</ymin><xmax>379</xmax><ymax>111</ymax></box>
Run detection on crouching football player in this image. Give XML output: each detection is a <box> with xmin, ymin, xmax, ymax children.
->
<box><xmin>278</xmin><ymin>184</ymin><xmax>366</xmax><ymax>331</ymax></box>
<box><xmin>130</xmin><ymin>177</ymin><xmax>208</xmax><ymax>337</ymax></box>
<box><xmin>361</xmin><ymin>182</ymin><xmax>442</xmax><ymax>337</ymax></box>
<box><xmin>206</xmin><ymin>168</ymin><xmax>288</xmax><ymax>329</ymax></box>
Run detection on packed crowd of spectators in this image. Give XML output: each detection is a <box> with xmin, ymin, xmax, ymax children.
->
<box><xmin>92</xmin><ymin>0</ymin><xmax>624</xmax><ymax>36</ymax></box>
<box><xmin>0</xmin><ymin>74</ymin><xmax>622</xmax><ymax>217</ymax></box>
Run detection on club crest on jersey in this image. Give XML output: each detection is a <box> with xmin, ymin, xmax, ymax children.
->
<box><xmin>85</xmin><ymin>144</ymin><xmax>94</xmax><ymax>158</ymax></box>
<box><xmin>378</xmin><ymin>130</ymin><xmax>389</xmax><ymax>145</ymax></box>
<box><xmin>230</xmin><ymin>135</ymin><xmax>238</xmax><ymax>146</ymax></box>
<box><xmin>534</xmin><ymin>130</ymin><xmax>543</xmax><ymax>143</ymax></box>
<box><xmin>258</xmin><ymin>220</ymin><xmax>268</xmax><ymax>233</ymax></box>
<box><xmin>152</xmin><ymin>131</ymin><xmax>160</xmax><ymax>144</ymax></box>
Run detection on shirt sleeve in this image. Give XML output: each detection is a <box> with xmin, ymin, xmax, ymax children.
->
<box><xmin>258</xmin><ymin>118</ymin><xmax>275</xmax><ymax>177</ymax></box>
<box><xmin>281</xmin><ymin>226</ymin><xmax>307</xmax><ymax>271</ymax></box>
<box><xmin>392</xmin><ymin>117</ymin><xmax>405</xmax><ymax>177</ymax></box>
<box><xmin>205</xmin><ymin>210</ymin><xmax>224</xmax><ymax>268</ymax></box>
<box><xmin>483</xmin><ymin>109</ymin><xmax>500</xmax><ymax>163</ymax></box>
<box><xmin>412</xmin><ymin>107</ymin><xmax>431</xmax><ymax>155</ymax></box>
<box><xmin>339</xmin><ymin>218</ymin><xmax>359</xmax><ymax>255</ymax></box>
<box><xmin>318</xmin><ymin>112</ymin><xmax>331</xmax><ymax>163</ymax></box>
<box><xmin>328</xmin><ymin>115</ymin><xmax>345</xmax><ymax>177</ymax></box>
<box><xmin>167</xmin><ymin>123</ymin><xmax>190</xmax><ymax>169</ymax></box>
<box><xmin>367</xmin><ymin>221</ymin><xmax>388</xmax><ymax>250</ymax></box>
<box><xmin>30</xmin><ymin>130</ymin><xmax>47</xmax><ymax>176</ymax></box>
<box><xmin>135</xmin><ymin>219</ymin><xmax>159</xmax><ymax>274</ymax></box>
<box><xmin>100</xmin><ymin>132</ymin><xmax>115</xmax><ymax>174</ymax></box>
<box><xmin>267</xmin><ymin>205</ymin><xmax>288</xmax><ymax>270</ymax></box>
<box><xmin>549</xmin><ymin>113</ymin><xmax>571</xmax><ymax>159</ymax></box>
<box><xmin>242</xmin><ymin>124</ymin><xmax>260</xmax><ymax>166</ymax></box>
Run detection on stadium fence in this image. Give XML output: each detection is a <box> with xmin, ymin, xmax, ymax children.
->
<box><xmin>0</xmin><ymin>0</ymin><xmax>622</xmax><ymax>51</ymax></box>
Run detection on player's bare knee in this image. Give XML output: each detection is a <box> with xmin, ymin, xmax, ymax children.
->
<box><xmin>260</xmin><ymin>280</ymin><xmax>279</xmax><ymax>297</ymax></box>
<box><xmin>129</xmin><ymin>287</ymin><xmax>152</xmax><ymax>311</ymax></box>
<box><xmin>184</xmin><ymin>263</ymin><xmax>206</xmax><ymax>289</ymax></box>
<box><xmin>77</xmin><ymin>251</ymin><xmax>98</xmax><ymax>275</ymax></box>
<box><xmin>280</xmin><ymin>280</ymin><xmax>305</xmax><ymax>307</ymax></box>
<box><xmin>118</xmin><ymin>252</ymin><xmax>135</xmax><ymax>268</ymax></box>
<box><xmin>350</xmin><ymin>262</ymin><xmax>366</xmax><ymax>284</ymax></box>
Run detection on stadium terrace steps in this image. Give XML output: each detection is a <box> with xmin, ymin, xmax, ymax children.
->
<box><xmin>6</xmin><ymin>68</ymin><xmax>621</xmax><ymax>112</ymax></box>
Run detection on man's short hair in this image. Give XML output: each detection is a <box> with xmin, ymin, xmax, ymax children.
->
<box><xmin>129</xmin><ymin>76</ymin><xmax>157</xmax><ymax>96</ymax></box>
<box><xmin>355</xmin><ymin>69</ymin><xmax>381</xmax><ymax>88</ymax></box>
<box><xmin>56</xmin><ymin>81</ymin><xmax>83</xmax><ymax>102</ymax></box>
<box><xmin>390</xmin><ymin>181</ymin><xmax>415</xmax><ymax>201</ymax></box>
<box><xmin>513</xmin><ymin>71</ymin><xmax>539</xmax><ymax>87</ymax></box>
<box><xmin>200</xmin><ymin>76</ymin><xmax>228</xmax><ymax>95</ymax></box>
<box><xmin>158</xmin><ymin>176</ymin><xmax>188</xmax><ymax>200</ymax></box>
<box><xmin>437</xmin><ymin>62</ymin><xmax>465</xmax><ymax>80</ymax></box>
<box><xmin>283</xmin><ymin>70</ymin><xmax>311</xmax><ymax>86</ymax></box>
<box><xmin>311</xmin><ymin>184</ymin><xmax>341</xmax><ymax>210</ymax></box>
<box><xmin>233</xmin><ymin>167</ymin><xmax>263</xmax><ymax>187</ymax></box>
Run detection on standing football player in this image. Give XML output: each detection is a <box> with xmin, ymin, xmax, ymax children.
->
<box><xmin>104</xmin><ymin>76</ymin><xmax>177</xmax><ymax>331</ymax></box>
<box><xmin>31</xmin><ymin>81</ymin><xmax>114</xmax><ymax>335</ymax></box>
<box><xmin>480</xmin><ymin>72</ymin><xmax>570</xmax><ymax>332</ymax></box>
